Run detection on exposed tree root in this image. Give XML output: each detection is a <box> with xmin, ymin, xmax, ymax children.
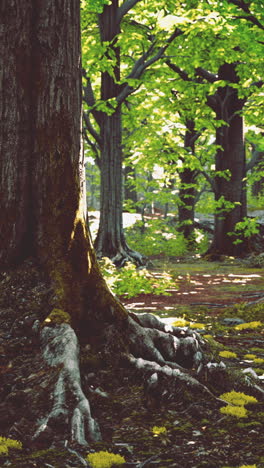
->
<box><xmin>33</xmin><ymin>312</ymin><xmax>264</xmax><ymax>448</ymax></box>
<box><xmin>111</xmin><ymin>247</ymin><xmax>146</xmax><ymax>267</ymax></box>
<box><xmin>128</xmin><ymin>312</ymin><xmax>204</xmax><ymax>369</ymax></box>
<box><xmin>96</xmin><ymin>241</ymin><xmax>147</xmax><ymax>267</ymax></box>
<box><xmin>34</xmin><ymin>324</ymin><xmax>101</xmax><ymax>445</ymax></box>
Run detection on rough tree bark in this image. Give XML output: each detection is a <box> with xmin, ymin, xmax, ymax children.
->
<box><xmin>207</xmin><ymin>63</ymin><xmax>247</xmax><ymax>256</ymax></box>
<box><xmin>0</xmin><ymin>0</ymin><xmax>262</xmax><ymax>456</ymax></box>
<box><xmin>167</xmin><ymin>60</ymin><xmax>248</xmax><ymax>257</ymax></box>
<box><xmin>92</xmin><ymin>0</ymin><xmax>144</xmax><ymax>266</ymax></box>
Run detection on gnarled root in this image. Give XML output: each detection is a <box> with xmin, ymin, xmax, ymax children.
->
<box><xmin>126</xmin><ymin>313</ymin><xmax>264</xmax><ymax>406</ymax></box>
<box><xmin>110</xmin><ymin>247</ymin><xmax>147</xmax><ymax>267</ymax></box>
<box><xmin>125</xmin><ymin>314</ymin><xmax>219</xmax><ymax>407</ymax></box>
<box><xmin>128</xmin><ymin>313</ymin><xmax>203</xmax><ymax>370</ymax></box>
<box><xmin>33</xmin><ymin>323</ymin><xmax>101</xmax><ymax>446</ymax></box>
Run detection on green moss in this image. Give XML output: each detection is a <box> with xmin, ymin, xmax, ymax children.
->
<box><xmin>204</xmin><ymin>335</ymin><xmax>225</xmax><ymax>350</ymax></box>
<box><xmin>254</xmin><ymin>358</ymin><xmax>264</xmax><ymax>364</ymax></box>
<box><xmin>152</xmin><ymin>426</ymin><xmax>167</xmax><ymax>436</ymax></box>
<box><xmin>220</xmin><ymin>391</ymin><xmax>258</xmax><ymax>406</ymax></box>
<box><xmin>235</xmin><ymin>321</ymin><xmax>262</xmax><ymax>330</ymax></box>
<box><xmin>238</xmin><ymin>465</ymin><xmax>257</xmax><ymax>468</ymax></box>
<box><xmin>43</xmin><ymin>308</ymin><xmax>71</xmax><ymax>326</ymax></box>
<box><xmin>87</xmin><ymin>451</ymin><xmax>125</xmax><ymax>468</ymax></box>
<box><xmin>219</xmin><ymin>391</ymin><xmax>258</xmax><ymax>419</ymax></box>
<box><xmin>0</xmin><ymin>437</ymin><xmax>22</xmax><ymax>455</ymax></box>
<box><xmin>222</xmin><ymin>302</ymin><xmax>264</xmax><ymax>323</ymax></box>
<box><xmin>220</xmin><ymin>405</ymin><xmax>248</xmax><ymax>418</ymax></box>
<box><xmin>236</xmin><ymin>421</ymin><xmax>261</xmax><ymax>428</ymax></box>
<box><xmin>219</xmin><ymin>351</ymin><xmax>237</xmax><ymax>359</ymax></box>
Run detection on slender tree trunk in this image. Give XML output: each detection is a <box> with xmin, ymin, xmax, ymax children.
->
<box><xmin>178</xmin><ymin>120</ymin><xmax>198</xmax><ymax>246</ymax></box>
<box><xmin>208</xmin><ymin>63</ymin><xmax>247</xmax><ymax>256</ymax></box>
<box><xmin>94</xmin><ymin>0</ymin><xmax>144</xmax><ymax>266</ymax></box>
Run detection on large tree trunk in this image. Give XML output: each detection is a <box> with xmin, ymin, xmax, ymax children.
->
<box><xmin>208</xmin><ymin>63</ymin><xmax>247</xmax><ymax>256</ymax></box>
<box><xmin>1</xmin><ymin>2</ymin><xmax>262</xmax><ymax>459</ymax></box>
<box><xmin>0</xmin><ymin>0</ymin><xmax>101</xmax><ymax>327</ymax></box>
<box><xmin>94</xmin><ymin>0</ymin><xmax>143</xmax><ymax>266</ymax></box>
<box><xmin>0</xmin><ymin>0</ymin><xmax>128</xmax><ymax>446</ymax></box>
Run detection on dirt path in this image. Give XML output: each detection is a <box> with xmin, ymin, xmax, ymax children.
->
<box><xmin>122</xmin><ymin>259</ymin><xmax>264</xmax><ymax>316</ymax></box>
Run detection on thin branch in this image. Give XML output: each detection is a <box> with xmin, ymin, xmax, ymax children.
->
<box><xmin>116</xmin><ymin>28</ymin><xmax>183</xmax><ymax>104</ymax></box>
<box><xmin>166</xmin><ymin>60</ymin><xmax>192</xmax><ymax>81</ymax></box>
<box><xmin>195</xmin><ymin>67</ymin><xmax>218</xmax><ymax>83</ymax></box>
<box><xmin>194</xmin><ymin>184</ymin><xmax>210</xmax><ymax>204</ymax></box>
<box><xmin>83</xmin><ymin>129</ymin><xmax>101</xmax><ymax>168</ymax></box>
<box><xmin>116</xmin><ymin>82</ymin><xmax>142</xmax><ymax>105</ymax></box>
<box><xmin>251</xmin><ymin>80</ymin><xmax>264</xmax><ymax>88</ymax></box>
<box><xmin>199</xmin><ymin>170</ymin><xmax>216</xmax><ymax>192</ymax></box>
<box><xmin>228</xmin><ymin>0</ymin><xmax>251</xmax><ymax>14</ymax></box>
<box><xmin>189</xmin><ymin>129</ymin><xmax>204</xmax><ymax>147</ymax></box>
<box><xmin>232</xmin><ymin>14</ymin><xmax>264</xmax><ymax>30</ymax></box>
<box><xmin>82</xmin><ymin>70</ymin><xmax>102</xmax><ymax>126</ymax></box>
<box><xmin>117</xmin><ymin>0</ymin><xmax>142</xmax><ymax>23</ymax></box>
<box><xmin>141</xmin><ymin>28</ymin><xmax>183</xmax><ymax>70</ymax></box>
<box><xmin>227</xmin><ymin>0</ymin><xmax>264</xmax><ymax>30</ymax></box>
<box><xmin>166</xmin><ymin>61</ymin><xmax>218</xmax><ymax>85</ymax></box>
<box><xmin>83</xmin><ymin>112</ymin><xmax>102</xmax><ymax>147</ymax></box>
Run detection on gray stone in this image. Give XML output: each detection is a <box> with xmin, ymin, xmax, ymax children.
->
<box><xmin>221</xmin><ymin>318</ymin><xmax>245</xmax><ymax>326</ymax></box>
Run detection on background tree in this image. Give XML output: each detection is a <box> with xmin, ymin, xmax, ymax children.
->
<box><xmin>121</xmin><ymin>0</ymin><xmax>264</xmax><ymax>256</ymax></box>
<box><xmin>82</xmin><ymin>0</ymin><xmax>182</xmax><ymax>264</ymax></box>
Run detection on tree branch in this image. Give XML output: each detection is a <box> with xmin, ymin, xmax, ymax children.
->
<box><xmin>166</xmin><ymin>59</ymin><xmax>192</xmax><ymax>81</ymax></box>
<box><xmin>83</xmin><ymin>112</ymin><xmax>102</xmax><ymax>147</ymax></box>
<box><xmin>117</xmin><ymin>0</ymin><xmax>142</xmax><ymax>23</ymax></box>
<box><xmin>232</xmin><ymin>14</ymin><xmax>264</xmax><ymax>30</ymax></box>
<box><xmin>199</xmin><ymin>170</ymin><xmax>216</xmax><ymax>192</ymax></box>
<box><xmin>195</xmin><ymin>67</ymin><xmax>218</xmax><ymax>83</ymax></box>
<box><xmin>82</xmin><ymin>70</ymin><xmax>96</xmax><ymax>107</ymax></box>
<box><xmin>82</xmin><ymin>70</ymin><xmax>102</xmax><ymax>126</ymax></box>
<box><xmin>228</xmin><ymin>0</ymin><xmax>264</xmax><ymax>30</ymax></box>
<box><xmin>83</xmin><ymin>128</ymin><xmax>101</xmax><ymax>168</ymax></box>
<box><xmin>116</xmin><ymin>28</ymin><xmax>183</xmax><ymax>104</ymax></box>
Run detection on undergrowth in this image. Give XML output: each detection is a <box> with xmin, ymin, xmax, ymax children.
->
<box><xmin>125</xmin><ymin>218</ymin><xmax>209</xmax><ymax>256</ymax></box>
<box><xmin>100</xmin><ymin>257</ymin><xmax>176</xmax><ymax>298</ymax></box>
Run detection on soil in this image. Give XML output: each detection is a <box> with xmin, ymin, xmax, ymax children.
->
<box><xmin>0</xmin><ymin>257</ymin><xmax>264</xmax><ymax>468</ymax></box>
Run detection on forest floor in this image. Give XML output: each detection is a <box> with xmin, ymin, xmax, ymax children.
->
<box><xmin>112</xmin><ymin>257</ymin><xmax>264</xmax><ymax>468</ymax></box>
<box><xmin>0</xmin><ymin>256</ymin><xmax>264</xmax><ymax>467</ymax></box>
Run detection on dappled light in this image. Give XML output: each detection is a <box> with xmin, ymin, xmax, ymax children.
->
<box><xmin>123</xmin><ymin>260</ymin><xmax>264</xmax><ymax>317</ymax></box>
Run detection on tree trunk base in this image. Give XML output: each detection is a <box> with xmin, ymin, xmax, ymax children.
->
<box><xmin>97</xmin><ymin>245</ymin><xmax>147</xmax><ymax>267</ymax></box>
